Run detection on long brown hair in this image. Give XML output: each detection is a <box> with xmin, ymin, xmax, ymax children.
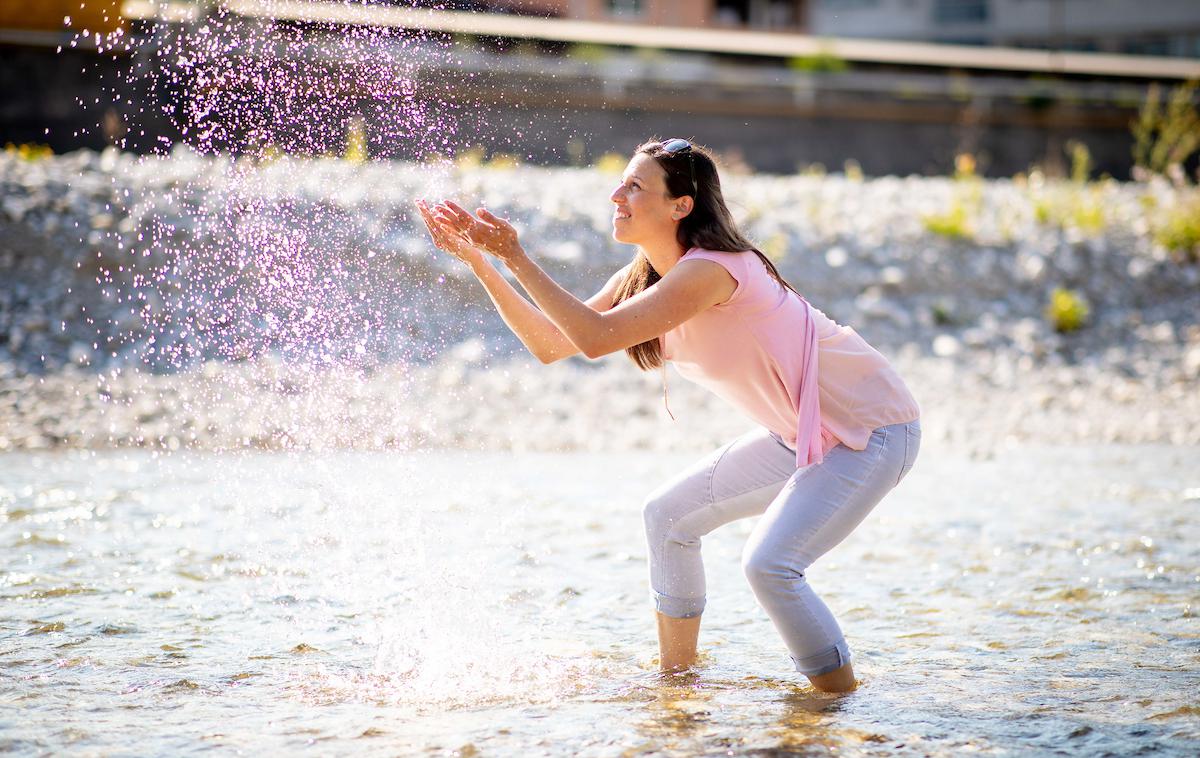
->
<box><xmin>612</xmin><ymin>139</ymin><xmax>800</xmax><ymax>370</ymax></box>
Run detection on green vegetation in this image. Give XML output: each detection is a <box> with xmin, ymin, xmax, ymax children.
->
<box><xmin>930</xmin><ymin>300</ymin><xmax>957</xmax><ymax>327</ymax></box>
<box><xmin>1067</xmin><ymin>139</ymin><xmax>1092</xmax><ymax>184</ymax></box>
<box><xmin>1131</xmin><ymin>80</ymin><xmax>1200</xmax><ymax>181</ymax></box>
<box><xmin>484</xmin><ymin>153</ymin><xmax>521</xmax><ymax>170</ymax></box>
<box><xmin>594</xmin><ymin>152</ymin><xmax>627</xmax><ymax>175</ymax></box>
<box><xmin>1031</xmin><ymin>190</ymin><xmax>1107</xmax><ymax>235</ymax></box>
<box><xmin>922</xmin><ymin>153</ymin><xmax>981</xmax><ymax>240</ymax></box>
<box><xmin>344</xmin><ymin>117</ymin><xmax>367</xmax><ymax>165</ymax></box>
<box><xmin>1152</xmin><ymin>192</ymin><xmax>1200</xmax><ymax>262</ymax></box>
<box><xmin>760</xmin><ymin>232</ymin><xmax>788</xmax><ymax>262</ymax></box>
<box><xmin>568</xmin><ymin>43</ymin><xmax>612</xmax><ymax>63</ymax></box>
<box><xmin>922</xmin><ymin>202</ymin><xmax>973</xmax><ymax>240</ymax></box>
<box><xmin>449</xmin><ymin>146</ymin><xmax>523</xmax><ymax>171</ymax></box>
<box><xmin>4</xmin><ymin>142</ymin><xmax>53</xmax><ymax>161</ymax></box>
<box><xmin>1028</xmin><ymin>142</ymin><xmax>1109</xmax><ymax>236</ymax></box>
<box><xmin>786</xmin><ymin>48</ymin><xmax>847</xmax><ymax>73</ymax></box>
<box><xmin>454</xmin><ymin>145</ymin><xmax>486</xmax><ymax>170</ymax></box>
<box><xmin>1045</xmin><ymin>288</ymin><xmax>1090</xmax><ymax>333</ymax></box>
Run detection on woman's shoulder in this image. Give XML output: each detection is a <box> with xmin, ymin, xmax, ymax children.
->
<box><xmin>682</xmin><ymin>247</ymin><xmax>757</xmax><ymax>269</ymax></box>
<box><xmin>684</xmin><ymin>246</ymin><xmax>755</xmax><ymax>258</ymax></box>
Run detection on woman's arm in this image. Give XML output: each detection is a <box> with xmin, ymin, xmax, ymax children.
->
<box><xmin>429</xmin><ymin>201</ymin><xmax>734</xmax><ymax>359</ymax></box>
<box><xmin>468</xmin><ymin>259</ymin><xmax>630</xmax><ymax>364</ymax></box>
<box><xmin>505</xmin><ymin>251</ymin><xmax>732</xmax><ymax>359</ymax></box>
<box><xmin>415</xmin><ymin>199</ymin><xmax>626</xmax><ymax>364</ymax></box>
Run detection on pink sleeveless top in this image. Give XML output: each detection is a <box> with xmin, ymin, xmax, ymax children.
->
<box><xmin>660</xmin><ymin>248</ymin><xmax>919</xmax><ymax>467</ymax></box>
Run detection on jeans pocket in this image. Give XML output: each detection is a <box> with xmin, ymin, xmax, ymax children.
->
<box><xmin>895</xmin><ymin>423</ymin><xmax>921</xmax><ymax>486</ymax></box>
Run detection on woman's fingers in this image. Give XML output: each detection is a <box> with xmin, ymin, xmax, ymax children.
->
<box><xmin>415</xmin><ymin>202</ymin><xmax>446</xmax><ymax>248</ymax></box>
<box><xmin>440</xmin><ymin>200</ymin><xmax>473</xmax><ymax>222</ymax></box>
<box><xmin>416</xmin><ymin>200</ymin><xmax>468</xmax><ymax>255</ymax></box>
<box><xmin>437</xmin><ymin>202</ymin><xmax>474</xmax><ymax>229</ymax></box>
<box><xmin>423</xmin><ymin>200</ymin><xmax>516</xmax><ymax>261</ymax></box>
<box><xmin>433</xmin><ymin>207</ymin><xmax>471</xmax><ymax>235</ymax></box>
<box><xmin>475</xmin><ymin>207</ymin><xmax>499</xmax><ymax>229</ymax></box>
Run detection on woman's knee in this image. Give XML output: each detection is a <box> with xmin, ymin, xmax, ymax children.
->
<box><xmin>642</xmin><ymin>491</ymin><xmax>675</xmax><ymax>542</ymax></box>
<box><xmin>643</xmin><ymin>490</ymin><xmax>707</xmax><ymax>550</ymax></box>
<box><xmin>741</xmin><ymin>542</ymin><xmax>802</xmax><ymax>592</ymax></box>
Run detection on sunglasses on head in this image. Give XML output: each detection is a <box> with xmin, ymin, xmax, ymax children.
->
<box><xmin>660</xmin><ymin>138</ymin><xmax>697</xmax><ymax>197</ymax></box>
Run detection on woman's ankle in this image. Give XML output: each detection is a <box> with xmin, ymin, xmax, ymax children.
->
<box><xmin>807</xmin><ymin>661</ymin><xmax>857</xmax><ymax>693</ymax></box>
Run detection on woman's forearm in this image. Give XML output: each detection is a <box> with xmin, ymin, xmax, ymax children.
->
<box><xmin>504</xmin><ymin>250</ymin><xmax>606</xmax><ymax>357</ymax></box>
<box><xmin>468</xmin><ymin>257</ymin><xmax>579</xmax><ymax>363</ymax></box>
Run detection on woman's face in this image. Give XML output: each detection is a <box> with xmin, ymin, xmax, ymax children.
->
<box><xmin>609</xmin><ymin>153</ymin><xmax>684</xmax><ymax>245</ymax></box>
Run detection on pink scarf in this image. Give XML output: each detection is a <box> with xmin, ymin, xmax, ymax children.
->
<box><xmin>794</xmin><ymin>298</ymin><xmax>825</xmax><ymax>468</ymax></box>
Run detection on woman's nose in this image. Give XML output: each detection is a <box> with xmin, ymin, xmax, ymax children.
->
<box><xmin>610</xmin><ymin>184</ymin><xmax>625</xmax><ymax>203</ymax></box>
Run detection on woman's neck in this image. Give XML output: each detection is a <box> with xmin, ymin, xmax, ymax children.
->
<box><xmin>640</xmin><ymin>234</ymin><xmax>688</xmax><ymax>277</ymax></box>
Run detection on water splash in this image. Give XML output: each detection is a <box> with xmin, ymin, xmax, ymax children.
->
<box><xmin>61</xmin><ymin>1</ymin><xmax>485</xmax><ymax>452</ymax></box>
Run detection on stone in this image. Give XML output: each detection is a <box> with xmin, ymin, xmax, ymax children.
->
<box><xmin>824</xmin><ymin>246</ymin><xmax>848</xmax><ymax>268</ymax></box>
<box><xmin>932</xmin><ymin>334</ymin><xmax>961</xmax><ymax>357</ymax></box>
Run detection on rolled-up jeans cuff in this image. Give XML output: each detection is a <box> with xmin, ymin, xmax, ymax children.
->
<box><xmin>791</xmin><ymin>638</ymin><xmax>852</xmax><ymax>676</ymax></box>
<box><xmin>652</xmin><ymin>589</ymin><xmax>705</xmax><ymax>619</ymax></box>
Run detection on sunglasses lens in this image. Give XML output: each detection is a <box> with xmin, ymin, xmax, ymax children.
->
<box><xmin>662</xmin><ymin>138</ymin><xmax>690</xmax><ymax>153</ymax></box>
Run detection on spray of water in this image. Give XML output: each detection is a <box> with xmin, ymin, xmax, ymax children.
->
<box><xmin>56</xmin><ymin>0</ymin><xmax>591</xmax><ymax>704</ymax></box>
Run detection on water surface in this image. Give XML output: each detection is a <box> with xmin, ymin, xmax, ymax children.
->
<box><xmin>2</xmin><ymin>445</ymin><xmax>1197</xmax><ymax>755</ymax></box>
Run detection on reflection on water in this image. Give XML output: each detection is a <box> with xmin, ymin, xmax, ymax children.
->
<box><xmin>1</xmin><ymin>444</ymin><xmax>1197</xmax><ymax>755</ymax></box>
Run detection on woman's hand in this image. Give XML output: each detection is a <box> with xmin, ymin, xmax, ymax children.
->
<box><xmin>415</xmin><ymin>199</ymin><xmax>484</xmax><ymax>267</ymax></box>
<box><xmin>432</xmin><ymin>201</ymin><xmax>526</xmax><ymax>265</ymax></box>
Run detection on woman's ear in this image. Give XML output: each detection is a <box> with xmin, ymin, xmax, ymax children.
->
<box><xmin>672</xmin><ymin>196</ymin><xmax>694</xmax><ymax>221</ymax></box>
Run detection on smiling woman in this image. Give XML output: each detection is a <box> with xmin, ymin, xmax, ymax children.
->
<box><xmin>415</xmin><ymin>137</ymin><xmax>921</xmax><ymax>695</ymax></box>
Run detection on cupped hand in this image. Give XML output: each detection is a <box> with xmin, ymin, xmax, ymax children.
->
<box><xmin>433</xmin><ymin>201</ymin><xmax>524</xmax><ymax>264</ymax></box>
<box><xmin>415</xmin><ymin>198</ymin><xmax>484</xmax><ymax>267</ymax></box>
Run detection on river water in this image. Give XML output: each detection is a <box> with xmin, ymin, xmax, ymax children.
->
<box><xmin>2</xmin><ymin>443</ymin><xmax>1197</xmax><ymax>755</ymax></box>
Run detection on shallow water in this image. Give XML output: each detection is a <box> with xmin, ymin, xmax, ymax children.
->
<box><xmin>2</xmin><ymin>444</ymin><xmax>1198</xmax><ymax>756</ymax></box>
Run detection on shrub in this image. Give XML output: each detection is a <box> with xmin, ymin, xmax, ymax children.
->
<box><xmin>787</xmin><ymin>50</ymin><xmax>847</xmax><ymax>73</ymax></box>
<box><xmin>343</xmin><ymin>117</ymin><xmax>367</xmax><ymax>165</ymax></box>
<box><xmin>1131</xmin><ymin>80</ymin><xmax>1200</xmax><ymax>181</ymax></box>
<box><xmin>569</xmin><ymin>43</ymin><xmax>611</xmax><ymax>63</ymax></box>
<box><xmin>1028</xmin><ymin>149</ymin><xmax>1108</xmax><ymax>236</ymax></box>
<box><xmin>922</xmin><ymin>201</ymin><xmax>972</xmax><ymax>239</ymax></box>
<box><xmin>454</xmin><ymin>145</ymin><xmax>485</xmax><ymax>170</ymax></box>
<box><xmin>484</xmin><ymin>153</ymin><xmax>520</xmax><ymax>170</ymax></box>
<box><xmin>954</xmin><ymin>152</ymin><xmax>976</xmax><ymax>180</ymax></box>
<box><xmin>923</xmin><ymin>154</ymin><xmax>981</xmax><ymax>240</ymax></box>
<box><xmin>4</xmin><ymin>142</ymin><xmax>53</xmax><ymax>161</ymax></box>
<box><xmin>1153</xmin><ymin>193</ymin><xmax>1200</xmax><ymax>262</ymax></box>
<box><xmin>760</xmin><ymin>232</ymin><xmax>788</xmax><ymax>262</ymax></box>
<box><xmin>843</xmin><ymin>159</ymin><xmax>863</xmax><ymax>182</ymax></box>
<box><xmin>1045</xmin><ymin>288</ymin><xmax>1090</xmax><ymax>333</ymax></box>
<box><xmin>594</xmin><ymin>152</ymin><xmax>627</xmax><ymax>175</ymax></box>
<box><xmin>1067</xmin><ymin>140</ymin><xmax>1092</xmax><ymax>184</ymax></box>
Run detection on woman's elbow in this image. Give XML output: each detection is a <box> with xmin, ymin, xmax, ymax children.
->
<box><xmin>581</xmin><ymin>340</ymin><xmax>618</xmax><ymax>360</ymax></box>
<box><xmin>537</xmin><ymin>344</ymin><xmax>579</xmax><ymax>364</ymax></box>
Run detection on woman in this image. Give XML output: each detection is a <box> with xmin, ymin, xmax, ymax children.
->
<box><xmin>415</xmin><ymin>138</ymin><xmax>920</xmax><ymax>694</ymax></box>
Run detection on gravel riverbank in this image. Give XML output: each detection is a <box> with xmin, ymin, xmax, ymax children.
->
<box><xmin>1</xmin><ymin>147</ymin><xmax>1197</xmax><ymax>454</ymax></box>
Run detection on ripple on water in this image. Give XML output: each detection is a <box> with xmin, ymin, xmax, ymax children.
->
<box><xmin>1</xmin><ymin>447</ymin><xmax>1198</xmax><ymax>755</ymax></box>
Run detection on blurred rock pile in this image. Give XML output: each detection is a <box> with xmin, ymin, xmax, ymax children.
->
<box><xmin>1</xmin><ymin>147</ymin><xmax>1197</xmax><ymax>453</ymax></box>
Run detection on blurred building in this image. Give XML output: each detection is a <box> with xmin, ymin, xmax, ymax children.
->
<box><xmin>472</xmin><ymin>0</ymin><xmax>1200</xmax><ymax>57</ymax></box>
<box><xmin>457</xmin><ymin>0</ymin><xmax>809</xmax><ymax>30</ymax></box>
<box><xmin>809</xmin><ymin>0</ymin><xmax>1200</xmax><ymax>57</ymax></box>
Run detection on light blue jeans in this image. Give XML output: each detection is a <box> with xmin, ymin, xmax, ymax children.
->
<box><xmin>643</xmin><ymin>420</ymin><xmax>921</xmax><ymax>677</ymax></box>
